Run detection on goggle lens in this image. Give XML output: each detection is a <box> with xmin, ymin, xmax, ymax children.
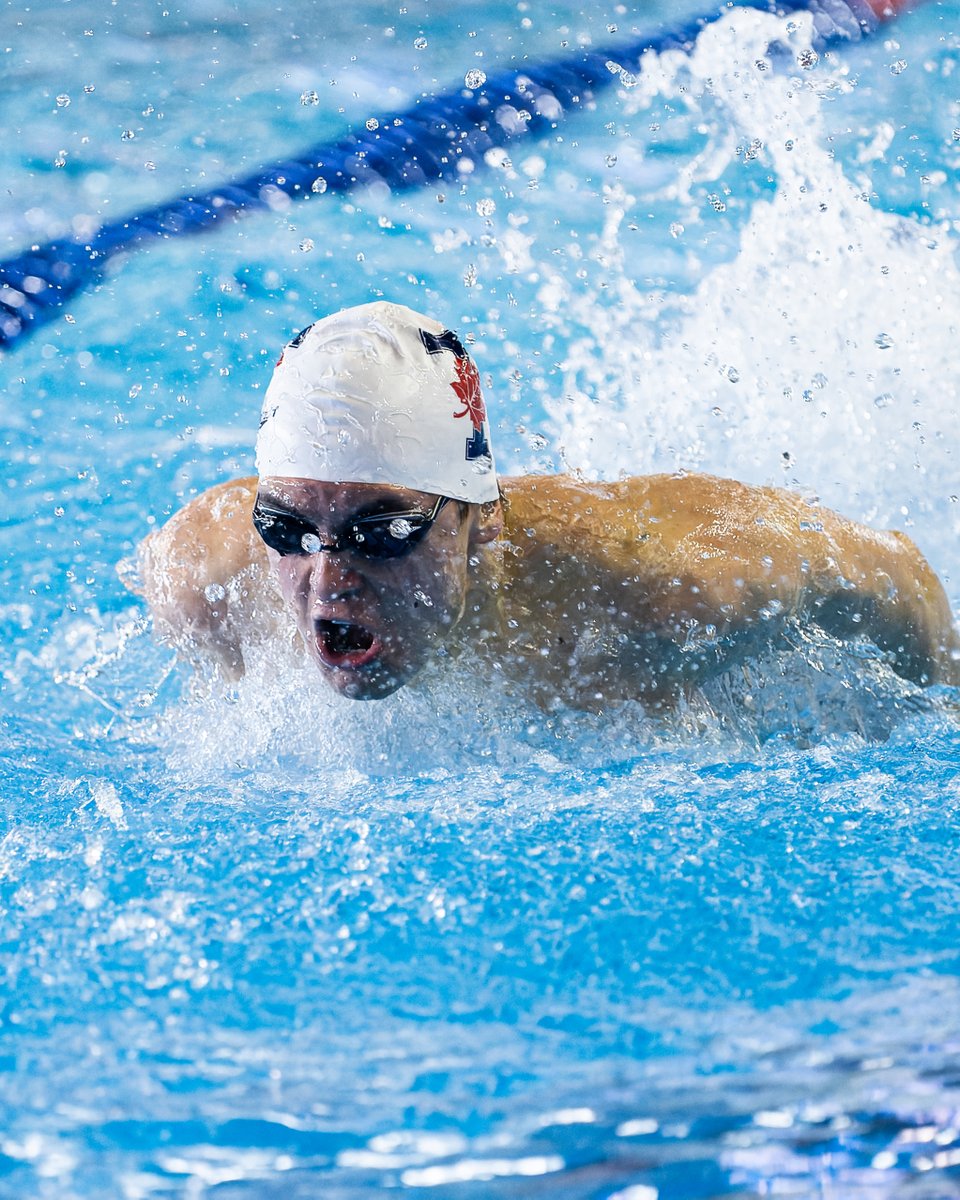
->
<box><xmin>253</xmin><ymin>495</ymin><xmax>450</xmax><ymax>561</ymax></box>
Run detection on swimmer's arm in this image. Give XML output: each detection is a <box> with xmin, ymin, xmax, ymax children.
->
<box><xmin>600</xmin><ymin>478</ymin><xmax>960</xmax><ymax>688</ymax></box>
<box><xmin>803</xmin><ymin>520</ymin><xmax>960</xmax><ymax>687</ymax></box>
<box><xmin>126</xmin><ymin>476</ymin><xmax>278</xmax><ymax>678</ymax></box>
<box><xmin>652</xmin><ymin>493</ymin><xmax>960</xmax><ymax>688</ymax></box>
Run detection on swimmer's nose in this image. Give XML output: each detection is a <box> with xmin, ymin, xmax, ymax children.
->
<box><xmin>308</xmin><ymin>550</ymin><xmax>365</xmax><ymax>604</ymax></box>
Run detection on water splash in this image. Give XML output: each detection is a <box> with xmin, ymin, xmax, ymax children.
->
<box><xmin>537</xmin><ymin>9</ymin><xmax>960</xmax><ymax>573</ymax></box>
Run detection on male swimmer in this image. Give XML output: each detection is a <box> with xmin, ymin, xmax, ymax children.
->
<box><xmin>134</xmin><ymin>300</ymin><xmax>960</xmax><ymax>709</ymax></box>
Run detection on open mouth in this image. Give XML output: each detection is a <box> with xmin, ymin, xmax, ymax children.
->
<box><xmin>315</xmin><ymin>619</ymin><xmax>382</xmax><ymax>669</ymax></box>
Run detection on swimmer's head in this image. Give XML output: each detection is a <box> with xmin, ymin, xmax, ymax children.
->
<box><xmin>254</xmin><ymin>302</ymin><xmax>502</xmax><ymax>699</ymax></box>
<box><xmin>255</xmin><ymin>300</ymin><xmax>498</xmax><ymax>503</ymax></box>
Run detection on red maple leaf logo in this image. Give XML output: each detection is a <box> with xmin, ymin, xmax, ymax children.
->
<box><xmin>450</xmin><ymin>354</ymin><xmax>486</xmax><ymax>432</ymax></box>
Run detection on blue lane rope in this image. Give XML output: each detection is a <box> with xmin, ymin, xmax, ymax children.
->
<box><xmin>0</xmin><ymin>0</ymin><xmax>900</xmax><ymax>351</ymax></box>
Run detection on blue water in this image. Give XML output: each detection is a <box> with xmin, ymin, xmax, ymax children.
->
<box><xmin>4</xmin><ymin>1</ymin><xmax>960</xmax><ymax>1196</ymax></box>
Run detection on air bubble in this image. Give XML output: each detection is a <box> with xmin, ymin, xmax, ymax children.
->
<box><xmin>465</xmin><ymin>69</ymin><xmax>486</xmax><ymax>88</ymax></box>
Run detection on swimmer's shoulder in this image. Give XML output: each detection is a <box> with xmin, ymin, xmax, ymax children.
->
<box><xmin>129</xmin><ymin>476</ymin><xmax>277</xmax><ymax>679</ymax></box>
<box><xmin>153</xmin><ymin>475</ymin><xmax>259</xmax><ymax>552</ymax></box>
<box><xmin>133</xmin><ymin>475</ymin><xmax>265</xmax><ymax>602</ymax></box>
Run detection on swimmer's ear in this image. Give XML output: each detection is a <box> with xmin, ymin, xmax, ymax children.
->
<box><xmin>469</xmin><ymin>498</ymin><xmax>503</xmax><ymax>545</ymax></box>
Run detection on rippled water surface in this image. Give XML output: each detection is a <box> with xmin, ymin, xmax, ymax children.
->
<box><xmin>3</xmin><ymin>1</ymin><xmax>960</xmax><ymax>1196</ymax></box>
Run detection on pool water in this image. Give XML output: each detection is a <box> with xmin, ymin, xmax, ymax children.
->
<box><xmin>3</xmin><ymin>1</ymin><xmax>960</xmax><ymax>1196</ymax></box>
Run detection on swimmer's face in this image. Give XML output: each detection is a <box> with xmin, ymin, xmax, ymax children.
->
<box><xmin>255</xmin><ymin>478</ymin><xmax>501</xmax><ymax>699</ymax></box>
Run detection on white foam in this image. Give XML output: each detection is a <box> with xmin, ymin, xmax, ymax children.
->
<box><xmin>537</xmin><ymin>10</ymin><xmax>960</xmax><ymax>579</ymax></box>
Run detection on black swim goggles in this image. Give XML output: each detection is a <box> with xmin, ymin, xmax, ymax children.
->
<box><xmin>252</xmin><ymin>493</ymin><xmax>451</xmax><ymax>560</ymax></box>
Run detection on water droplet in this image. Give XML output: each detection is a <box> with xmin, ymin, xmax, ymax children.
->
<box><xmin>299</xmin><ymin>238</ymin><xmax>315</xmax><ymax>252</ymax></box>
<box><xmin>84</xmin><ymin>84</ymin><xmax>95</xmax><ymax>94</ymax></box>
<box><xmin>414</xmin><ymin>36</ymin><xmax>428</xmax><ymax>49</ymax></box>
<box><xmin>726</xmin><ymin>366</ymin><xmax>739</xmax><ymax>383</ymax></box>
<box><xmin>605</xmin><ymin>154</ymin><xmax>618</xmax><ymax>167</ymax></box>
<box><xmin>669</xmin><ymin>222</ymin><xmax>684</xmax><ymax>238</ymax></box>
<box><xmin>797</xmin><ymin>48</ymin><xmax>818</xmax><ymax>69</ymax></box>
<box><xmin>607</xmin><ymin>23</ymin><xmax>618</xmax><ymax>32</ymax></box>
<box><xmin>365</xmin><ymin>117</ymin><xmax>379</xmax><ymax>131</ymax></box>
<box><xmin>56</xmin><ymin>94</ymin><xmax>71</xmax><ymax>108</ymax></box>
<box><xmin>388</xmin><ymin>518</ymin><xmax>415</xmax><ymax>540</ymax></box>
<box><xmin>811</xmin><ymin>372</ymin><xmax>827</xmax><ymax>389</ymax></box>
<box><xmin>890</xmin><ymin>59</ymin><xmax>907</xmax><ymax>75</ymax></box>
<box><xmin>204</xmin><ymin>583</ymin><xmax>226</xmax><ymax>602</ymax></box>
<box><xmin>128</xmin><ymin>383</ymin><xmax>142</xmax><ymax>398</ymax></box>
<box><xmin>464</xmin><ymin>68</ymin><xmax>486</xmax><ymax>88</ymax></box>
<box><xmin>476</xmin><ymin>198</ymin><xmax>496</xmax><ymax>216</ymax></box>
<box><xmin>875</xmin><ymin>332</ymin><xmax>893</xmax><ymax>349</ymax></box>
<box><xmin>54</xmin><ymin>150</ymin><xmax>67</xmax><ymax>168</ymax></box>
<box><xmin>300</xmin><ymin>90</ymin><xmax>319</xmax><ymax>105</ymax></box>
<box><xmin>311</xmin><ymin>177</ymin><xmax>328</xmax><ymax>194</ymax></box>
<box><xmin>144</xmin><ymin>160</ymin><xmax>156</xmax><ymax>171</ymax></box>
<box><xmin>463</xmin><ymin>263</ymin><xmax>478</xmax><ymax>288</ymax></box>
<box><xmin>120</xmin><ymin>129</ymin><xmax>135</xmax><ymax>140</ymax></box>
<box><xmin>301</xmin><ymin>532</ymin><xmax>322</xmax><ymax>554</ymax></box>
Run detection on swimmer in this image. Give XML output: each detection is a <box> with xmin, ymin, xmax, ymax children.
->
<box><xmin>132</xmin><ymin>300</ymin><xmax>960</xmax><ymax>709</ymax></box>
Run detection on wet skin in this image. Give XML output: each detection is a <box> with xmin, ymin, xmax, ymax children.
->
<box><xmin>133</xmin><ymin>472</ymin><xmax>960</xmax><ymax>706</ymax></box>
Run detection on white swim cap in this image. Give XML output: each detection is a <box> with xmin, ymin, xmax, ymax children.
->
<box><xmin>255</xmin><ymin>301</ymin><xmax>498</xmax><ymax>504</ymax></box>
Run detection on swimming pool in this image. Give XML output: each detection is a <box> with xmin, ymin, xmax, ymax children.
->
<box><xmin>3</xmin><ymin>0</ymin><xmax>960</xmax><ymax>1195</ymax></box>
